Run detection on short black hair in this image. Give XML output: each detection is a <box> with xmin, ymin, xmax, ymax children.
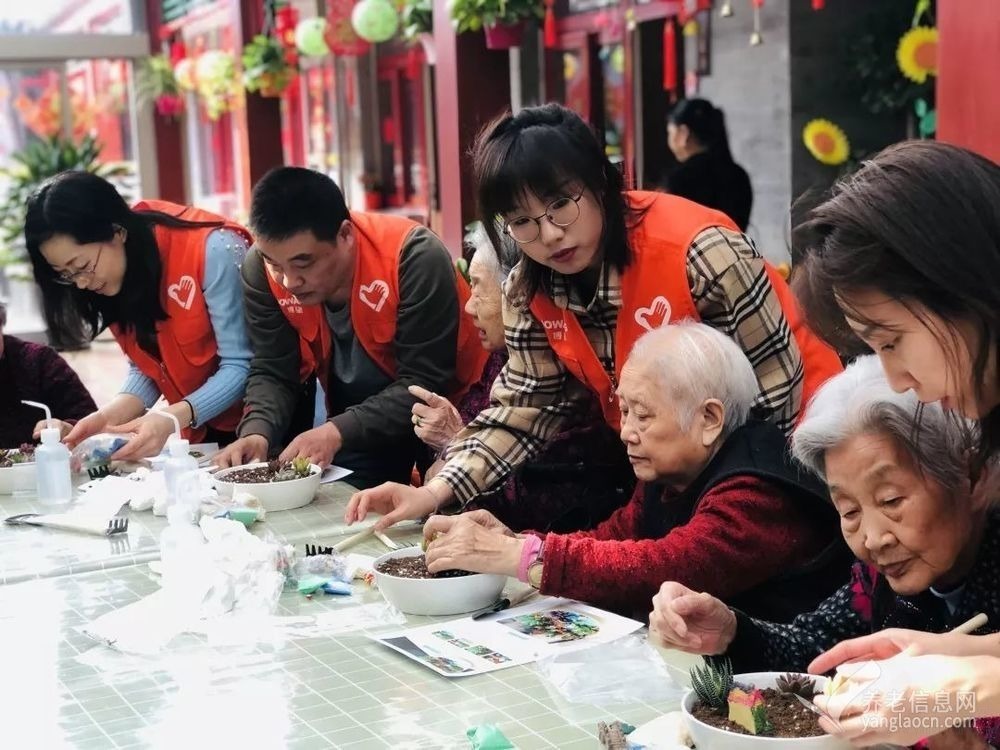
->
<box><xmin>250</xmin><ymin>167</ymin><xmax>349</xmax><ymax>242</ymax></box>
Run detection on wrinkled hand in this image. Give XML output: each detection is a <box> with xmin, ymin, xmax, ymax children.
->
<box><xmin>424</xmin><ymin>514</ymin><xmax>523</xmax><ymax>576</ymax></box>
<box><xmin>62</xmin><ymin>411</ymin><xmax>110</xmax><ymax>449</ymax></box>
<box><xmin>345</xmin><ymin>482</ymin><xmax>441</xmax><ymax>531</ymax></box>
<box><xmin>809</xmin><ymin>629</ymin><xmax>993</xmax><ymax>675</ymax></box>
<box><xmin>648</xmin><ymin>581</ymin><xmax>736</xmax><ymax>654</ymax></box>
<box><xmin>409</xmin><ymin>385</ymin><xmax>464</xmax><ymax>451</ymax></box>
<box><xmin>813</xmin><ymin>654</ymin><xmax>990</xmax><ymax>747</ymax></box>
<box><xmin>279</xmin><ymin>422</ymin><xmax>341</xmax><ymax>467</ymax></box>
<box><xmin>214</xmin><ymin>435</ymin><xmax>269</xmax><ymax>469</ymax></box>
<box><xmin>33</xmin><ymin>418</ymin><xmax>73</xmax><ymax>441</ymax></box>
<box><xmin>423</xmin><ymin>509</ymin><xmax>514</xmax><ymax>546</ymax></box>
<box><xmin>106</xmin><ymin>413</ymin><xmax>174</xmax><ymax>460</ymax></box>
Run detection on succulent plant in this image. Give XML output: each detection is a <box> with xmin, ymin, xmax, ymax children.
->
<box><xmin>0</xmin><ymin>444</ymin><xmax>35</xmax><ymax>468</ymax></box>
<box><xmin>291</xmin><ymin>456</ymin><xmax>312</xmax><ymax>478</ymax></box>
<box><xmin>776</xmin><ymin>673</ymin><xmax>818</xmax><ymax>699</ymax></box>
<box><xmin>690</xmin><ymin>656</ymin><xmax>734</xmax><ymax>714</ymax></box>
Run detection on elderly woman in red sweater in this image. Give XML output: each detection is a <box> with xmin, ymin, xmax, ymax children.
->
<box><xmin>423</xmin><ymin>320</ymin><xmax>849</xmax><ymax>620</ymax></box>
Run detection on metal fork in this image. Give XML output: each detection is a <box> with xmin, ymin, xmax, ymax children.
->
<box><xmin>5</xmin><ymin>513</ymin><xmax>129</xmax><ymax>536</ymax></box>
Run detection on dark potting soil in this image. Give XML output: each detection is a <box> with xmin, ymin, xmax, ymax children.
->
<box><xmin>376</xmin><ymin>555</ymin><xmax>473</xmax><ymax>580</ymax></box>
<box><xmin>691</xmin><ymin>688</ymin><xmax>825</xmax><ymax>738</ymax></box>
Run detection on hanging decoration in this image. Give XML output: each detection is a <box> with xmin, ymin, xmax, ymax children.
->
<box><xmin>663</xmin><ymin>18</ymin><xmax>678</xmax><ymax>99</ymax></box>
<box><xmin>812</xmin><ymin>0</ymin><xmax>824</xmax><ymax>9</ymax></box>
<box><xmin>137</xmin><ymin>54</ymin><xmax>184</xmax><ymax>119</ymax></box>
<box><xmin>325</xmin><ymin>0</ymin><xmax>372</xmax><ymax>56</ymax></box>
<box><xmin>195</xmin><ymin>51</ymin><xmax>239</xmax><ymax>120</ymax></box>
<box><xmin>750</xmin><ymin>0</ymin><xmax>763</xmax><ymax>45</ymax></box>
<box><xmin>352</xmin><ymin>0</ymin><xmax>399</xmax><ymax>43</ymax></box>
<box><xmin>719</xmin><ymin>0</ymin><xmax>733</xmax><ymax>17</ymax></box>
<box><xmin>173</xmin><ymin>58</ymin><xmax>197</xmax><ymax>91</ymax></box>
<box><xmin>914</xmin><ymin>98</ymin><xmax>937</xmax><ymax>138</ymax></box>
<box><xmin>803</xmin><ymin>118</ymin><xmax>850</xmax><ymax>166</ymax></box>
<box><xmin>275</xmin><ymin>5</ymin><xmax>300</xmax><ymax>66</ymax></box>
<box><xmin>296</xmin><ymin>18</ymin><xmax>331</xmax><ymax>56</ymax></box>
<box><xmin>543</xmin><ymin>0</ymin><xmax>557</xmax><ymax>49</ymax></box>
<box><xmin>896</xmin><ymin>26</ymin><xmax>938</xmax><ymax>84</ymax></box>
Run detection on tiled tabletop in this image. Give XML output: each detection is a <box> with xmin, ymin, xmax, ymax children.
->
<box><xmin>0</xmin><ymin>482</ymin><xmax>418</xmax><ymax>585</ymax></box>
<box><xmin>0</xmin><ymin>532</ymin><xmax>681</xmax><ymax>749</ymax></box>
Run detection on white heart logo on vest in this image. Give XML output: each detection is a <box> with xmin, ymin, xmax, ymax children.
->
<box><xmin>167</xmin><ymin>275</ymin><xmax>197</xmax><ymax>311</ymax></box>
<box><xmin>359</xmin><ymin>279</ymin><xmax>390</xmax><ymax>312</ymax></box>
<box><xmin>634</xmin><ymin>296</ymin><xmax>672</xmax><ymax>332</ymax></box>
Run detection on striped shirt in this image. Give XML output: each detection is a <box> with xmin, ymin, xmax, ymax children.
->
<box><xmin>435</xmin><ymin>226</ymin><xmax>804</xmax><ymax>505</ymax></box>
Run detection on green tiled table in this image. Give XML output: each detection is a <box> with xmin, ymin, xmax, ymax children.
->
<box><xmin>0</xmin><ymin>532</ymin><xmax>681</xmax><ymax>749</ymax></box>
<box><xmin>0</xmin><ymin>482</ymin><xmax>417</xmax><ymax>585</ymax></box>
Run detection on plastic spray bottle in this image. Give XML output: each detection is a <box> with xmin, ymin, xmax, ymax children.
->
<box><xmin>152</xmin><ymin>411</ymin><xmax>205</xmax><ymax>591</ymax></box>
<box><xmin>22</xmin><ymin>400</ymin><xmax>72</xmax><ymax>504</ymax></box>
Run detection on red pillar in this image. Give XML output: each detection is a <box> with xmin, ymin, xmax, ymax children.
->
<box><xmin>432</xmin><ymin>0</ymin><xmax>511</xmax><ymax>257</ymax></box>
<box><xmin>937</xmin><ymin>0</ymin><xmax>1000</xmax><ymax>163</ymax></box>
<box><xmin>144</xmin><ymin>0</ymin><xmax>186</xmax><ymax>202</ymax></box>
<box><xmin>239</xmin><ymin>0</ymin><xmax>286</xmax><ymax>186</ymax></box>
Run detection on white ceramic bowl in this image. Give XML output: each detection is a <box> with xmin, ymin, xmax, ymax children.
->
<box><xmin>213</xmin><ymin>462</ymin><xmax>321</xmax><ymax>512</ymax></box>
<box><xmin>0</xmin><ymin>462</ymin><xmax>36</xmax><ymax>495</ymax></box>
<box><xmin>682</xmin><ymin>672</ymin><xmax>850</xmax><ymax>750</ymax></box>
<box><xmin>373</xmin><ymin>547</ymin><xmax>507</xmax><ymax>616</ymax></box>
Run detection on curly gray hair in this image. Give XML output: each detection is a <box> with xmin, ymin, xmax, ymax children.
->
<box><xmin>791</xmin><ymin>355</ymin><xmax>969</xmax><ymax>488</ymax></box>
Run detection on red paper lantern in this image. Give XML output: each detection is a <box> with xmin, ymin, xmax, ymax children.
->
<box><xmin>752</xmin><ymin>0</ymin><xmax>764</xmax><ymax>7</ymax></box>
<box><xmin>811</xmin><ymin>0</ymin><xmax>825</xmax><ymax>8</ymax></box>
<box><xmin>324</xmin><ymin>0</ymin><xmax>371</xmax><ymax>57</ymax></box>
<box><xmin>543</xmin><ymin>0</ymin><xmax>557</xmax><ymax>49</ymax></box>
<box><xmin>663</xmin><ymin>19</ymin><xmax>677</xmax><ymax>94</ymax></box>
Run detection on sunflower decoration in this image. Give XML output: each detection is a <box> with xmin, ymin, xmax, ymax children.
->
<box><xmin>897</xmin><ymin>26</ymin><xmax>938</xmax><ymax>84</ymax></box>
<box><xmin>803</xmin><ymin>119</ymin><xmax>850</xmax><ymax>166</ymax></box>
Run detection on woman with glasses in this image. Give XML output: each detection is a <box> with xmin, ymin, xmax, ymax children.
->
<box><xmin>23</xmin><ymin>171</ymin><xmax>253</xmax><ymax>459</ymax></box>
<box><xmin>345</xmin><ymin>102</ymin><xmax>842</xmax><ymax>531</ymax></box>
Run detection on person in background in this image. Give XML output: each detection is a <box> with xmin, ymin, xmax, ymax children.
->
<box><xmin>0</xmin><ymin>300</ymin><xmax>96</xmax><ymax>446</ymax></box>
<box><xmin>213</xmin><ymin>167</ymin><xmax>487</xmax><ymax>490</ymax></box>
<box><xmin>411</xmin><ymin>229</ymin><xmax>634</xmax><ymax>532</ymax></box>
<box><xmin>664</xmin><ymin>98</ymin><xmax>753</xmax><ymax>232</ymax></box>
<box><xmin>421</xmin><ymin>322</ymin><xmax>848</xmax><ymax>619</ymax></box>
<box><xmin>24</xmin><ymin>171</ymin><xmax>252</xmax><ymax>458</ymax></box>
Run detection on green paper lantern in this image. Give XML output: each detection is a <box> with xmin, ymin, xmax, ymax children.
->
<box><xmin>352</xmin><ymin>0</ymin><xmax>399</xmax><ymax>43</ymax></box>
<box><xmin>296</xmin><ymin>18</ymin><xmax>330</xmax><ymax>57</ymax></box>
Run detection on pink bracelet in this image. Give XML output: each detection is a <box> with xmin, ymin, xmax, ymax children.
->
<box><xmin>516</xmin><ymin>535</ymin><xmax>543</xmax><ymax>583</ymax></box>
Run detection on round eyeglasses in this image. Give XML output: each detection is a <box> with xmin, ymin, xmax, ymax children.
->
<box><xmin>503</xmin><ymin>193</ymin><xmax>583</xmax><ymax>245</ymax></box>
<box><xmin>53</xmin><ymin>244</ymin><xmax>104</xmax><ymax>286</ymax></box>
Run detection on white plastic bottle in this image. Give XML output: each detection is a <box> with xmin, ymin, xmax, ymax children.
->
<box><xmin>22</xmin><ymin>400</ymin><xmax>72</xmax><ymax>504</ymax></box>
<box><xmin>153</xmin><ymin>411</ymin><xmax>199</xmax><ymax>507</ymax></box>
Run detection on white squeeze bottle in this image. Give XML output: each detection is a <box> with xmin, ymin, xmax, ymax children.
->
<box><xmin>153</xmin><ymin>410</ymin><xmax>199</xmax><ymax>508</ymax></box>
<box><xmin>22</xmin><ymin>400</ymin><xmax>72</xmax><ymax>504</ymax></box>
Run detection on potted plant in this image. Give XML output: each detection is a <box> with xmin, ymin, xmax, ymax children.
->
<box><xmin>0</xmin><ymin>134</ymin><xmax>131</xmax><ymax>347</ymax></box>
<box><xmin>136</xmin><ymin>54</ymin><xmax>184</xmax><ymax>119</ymax></box>
<box><xmin>401</xmin><ymin>0</ymin><xmax>435</xmax><ymax>62</ymax></box>
<box><xmin>449</xmin><ymin>0</ymin><xmax>544</xmax><ymax>50</ymax></box>
<box><xmin>359</xmin><ymin>173</ymin><xmax>384</xmax><ymax>210</ymax></box>
<box><xmin>242</xmin><ymin>34</ymin><xmax>298</xmax><ymax>97</ymax></box>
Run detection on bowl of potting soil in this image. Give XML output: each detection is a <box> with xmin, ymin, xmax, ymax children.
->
<box><xmin>0</xmin><ymin>445</ymin><xmax>37</xmax><ymax>495</ymax></box>
<box><xmin>373</xmin><ymin>547</ymin><xmax>506</xmax><ymax>616</ymax></box>
<box><xmin>213</xmin><ymin>458</ymin><xmax>321</xmax><ymax>512</ymax></box>
<box><xmin>682</xmin><ymin>671</ymin><xmax>851</xmax><ymax>749</ymax></box>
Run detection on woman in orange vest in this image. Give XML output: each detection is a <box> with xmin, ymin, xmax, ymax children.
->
<box><xmin>346</xmin><ymin>102</ymin><xmax>841</xmax><ymax>530</ymax></box>
<box><xmin>23</xmin><ymin>171</ymin><xmax>252</xmax><ymax>460</ymax></box>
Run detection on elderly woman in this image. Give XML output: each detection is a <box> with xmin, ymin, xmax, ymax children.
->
<box><xmin>408</xmin><ymin>231</ymin><xmax>633</xmax><ymax>533</ymax></box>
<box><xmin>0</xmin><ymin>300</ymin><xmax>96</xmax><ymax>445</ymax></box>
<box><xmin>421</xmin><ymin>321</ymin><xmax>848</xmax><ymax>619</ymax></box>
<box><xmin>649</xmin><ymin>355</ymin><xmax>1000</xmax><ymax>748</ymax></box>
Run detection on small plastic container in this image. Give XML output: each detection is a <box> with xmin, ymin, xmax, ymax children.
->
<box><xmin>151</xmin><ymin>411</ymin><xmax>199</xmax><ymax>508</ymax></box>
<box><xmin>22</xmin><ymin>400</ymin><xmax>72</xmax><ymax>504</ymax></box>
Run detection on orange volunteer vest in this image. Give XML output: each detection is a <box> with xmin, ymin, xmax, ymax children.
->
<box><xmin>266</xmin><ymin>211</ymin><xmax>489</xmax><ymax>404</ymax></box>
<box><xmin>529</xmin><ymin>191</ymin><xmax>842</xmax><ymax>429</ymax></box>
<box><xmin>111</xmin><ymin>200</ymin><xmax>252</xmax><ymax>441</ymax></box>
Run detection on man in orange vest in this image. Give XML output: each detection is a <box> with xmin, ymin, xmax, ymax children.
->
<box><xmin>215</xmin><ymin>168</ymin><xmax>486</xmax><ymax>489</ymax></box>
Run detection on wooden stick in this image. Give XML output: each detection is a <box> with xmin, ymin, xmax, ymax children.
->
<box><xmin>332</xmin><ymin>527</ymin><xmax>374</xmax><ymax>552</ymax></box>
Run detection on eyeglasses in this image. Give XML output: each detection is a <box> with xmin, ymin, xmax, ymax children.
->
<box><xmin>502</xmin><ymin>193</ymin><xmax>584</xmax><ymax>245</ymax></box>
<box><xmin>53</xmin><ymin>244</ymin><xmax>103</xmax><ymax>286</ymax></box>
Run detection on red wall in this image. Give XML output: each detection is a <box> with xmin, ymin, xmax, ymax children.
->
<box><xmin>937</xmin><ymin>0</ymin><xmax>1000</xmax><ymax>163</ymax></box>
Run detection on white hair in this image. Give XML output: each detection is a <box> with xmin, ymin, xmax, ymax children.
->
<box><xmin>627</xmin><ymin>320</ymin><xmax>761</xmax><ymax>439</ymax></box>
<box><xmin>467</xmin><ymin>222</ymin><xmax>519</xmax><ymax>283</ymax></box>
<box><xmin>791</xmin><ymin>355</ymin><xmax>969</xmax><ymax>487</ymax></box>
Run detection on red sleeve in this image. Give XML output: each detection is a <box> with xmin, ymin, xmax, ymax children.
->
<box><xmin>539</xmin><ymin>475</ymin><xmax>833</xmax><ymax>615</ymax></box>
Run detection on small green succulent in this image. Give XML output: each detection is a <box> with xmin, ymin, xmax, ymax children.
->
<box><xmin>690</xmin><ymin>656</ymin><xmax>734</xmax><ymax>715</ymax></box>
